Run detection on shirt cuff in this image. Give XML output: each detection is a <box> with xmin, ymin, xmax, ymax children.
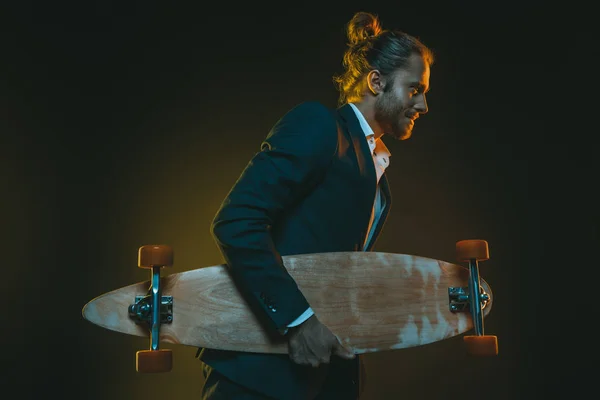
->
<box><xmin>287</xmin><ymin>307</ymin><xmax>314</xmax><ymax>327</ymax></box>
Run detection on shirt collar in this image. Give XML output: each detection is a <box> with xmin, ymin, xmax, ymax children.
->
<box><xmin>348</xmin><ymin>103</ymin><xmax>391</xmax><ymax>158</ymax></box>
<box><xmin>348</xmin><ymin>103</ymin><xmax>375</xmax><ymax>138</ymax></box>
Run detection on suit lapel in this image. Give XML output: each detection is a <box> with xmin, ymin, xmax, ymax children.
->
<box><xmin>336</xmin><ymin>104</ymin><xmax>383</xmax><ymax>248</ymax></box>
<box><xmin>336</xmin><ymin>104</ymin><xmax>377</xmax><ymax>189</ymax></box>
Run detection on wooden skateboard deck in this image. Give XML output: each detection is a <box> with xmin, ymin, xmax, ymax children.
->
<box><xmin>82</xmin><ymin>251</ymin><xmax>493</xmax><ymax>355</ymax></box>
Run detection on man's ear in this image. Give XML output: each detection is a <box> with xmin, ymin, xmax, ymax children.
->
<box><xmin>367</xmin><ymin>70</ymin><xmax>384</xmax><ymax>95</ymax></box>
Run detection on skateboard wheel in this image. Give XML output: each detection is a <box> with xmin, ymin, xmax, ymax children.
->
<box><xmin>456</xmin><ymin>240</ymin><xmax>489</xmax><ymax>262</ymax></box>
<box><xmin>138</xmin><ymin>245</ymin><xmax>174</xmax><ymax>269</ymax></box>
<box><xmin>463</xmin><ymin>335</ymin><xmax>498</xmax><ymax>356</ymax></box>
<box><xmin>136</xmin><ymin>349</ymin><xmax>173</xmax><ymax>373</ymax></box>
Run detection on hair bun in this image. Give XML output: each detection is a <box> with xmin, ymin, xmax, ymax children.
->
<box><xmin>346</xmin><ymin>11</ymin><xmax>382</xmax><ymax>45</ymax></box>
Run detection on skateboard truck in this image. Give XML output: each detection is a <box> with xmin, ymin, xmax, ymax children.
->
<box><xmin>452</xmin><ymin>239</ymin><xmax>498</xmax><ymax>356</ymax></box>
<box><xmin>129</xmin><ymin>295</ymin><xmax>173</xmax><ymax>324</ymax></box>
<box><xmin>448</xmin><ymin>286</ymin><xmax>489</xmax><ymax>313</ymax></box>
<box><xmin>130</xmin><ymin>244</ymin><xmax>174</xmax><ymax>373</ymax></box>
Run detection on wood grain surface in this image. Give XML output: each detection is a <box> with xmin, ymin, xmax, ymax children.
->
<box><xmin>82</xmin><ymin>252</ymin><xmax>493</xmax><ymax>354</ymax></box>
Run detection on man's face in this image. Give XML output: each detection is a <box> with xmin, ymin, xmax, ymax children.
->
<box><xmin>374</xmin><ymin>53</ymin><xmax>430</xmax><ymax>140</ymax></box>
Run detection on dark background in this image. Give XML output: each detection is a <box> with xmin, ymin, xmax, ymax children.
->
<box><xmin>2</xmin><ymin>1</ymin><xmax>596</xmax><ymax>399</ymax></box>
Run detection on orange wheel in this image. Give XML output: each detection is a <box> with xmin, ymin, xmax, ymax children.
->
<box><xmin>463</xmin><ymin>335</ymin><xmax>498</xmax><ymax>356</ymax></box>
<box><xmin>456</xmin><ymin>240</ymin><xmax>489</xmax><ymax>262</ymax></box>
<box><xmin>136</xmin><ymin>349</ymin><xmax>173</xmax><ymax>373</ymax></box>
<box><xmin>138</xmin><ymin>245</ymin><xmax>174</xmax><ymax>269</ymax></box>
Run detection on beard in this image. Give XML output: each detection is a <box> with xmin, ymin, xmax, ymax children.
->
<box><xmin>374</xmin><ymin>90</ymin><xmax>412</xmax><ymax>140</ymax></box>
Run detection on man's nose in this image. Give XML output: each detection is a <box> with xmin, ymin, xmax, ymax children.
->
<box><xmin>415</xmin><ymin>95</ymin><xmax>428</xmax><ymax>114</ymax></box>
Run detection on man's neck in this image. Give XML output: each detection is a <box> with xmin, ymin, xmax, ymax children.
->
<box><xmin>351</xmin><ymin>100</ymin><xmax>383</xmax><ymax>139</ymax></box>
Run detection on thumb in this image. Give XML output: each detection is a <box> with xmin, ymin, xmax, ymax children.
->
<box><xmin>333</xmin><ymin>336</ymin><xmax>355</xmax><ymax>359</ymax></box>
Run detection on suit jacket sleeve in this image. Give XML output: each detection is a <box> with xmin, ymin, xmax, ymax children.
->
<box><xmin>210</xmin><ymin>101</ymin><xmax>338</xmax><ymax>334</ymax></box>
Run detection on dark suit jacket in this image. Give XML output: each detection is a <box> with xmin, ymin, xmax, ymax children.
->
<box><xmin>198</xmin><ymin>101</ymin><xmax>392</xmax><ymax>399</ymax></box>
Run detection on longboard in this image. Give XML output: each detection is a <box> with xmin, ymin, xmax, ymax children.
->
<box><xmin>83</xmin><ymin>242</ymin><xmax>498</xmax><ymax>373</ymax></box>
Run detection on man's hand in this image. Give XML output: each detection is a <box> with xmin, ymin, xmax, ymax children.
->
<box><xmin>287</xmin><ymin>315</ymin><xmax>355</xmax><ymax>367</ymax></box>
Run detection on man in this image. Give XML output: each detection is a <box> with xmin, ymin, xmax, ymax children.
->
<box><xmin>198</xmin><ymin>11</ymin><xmax>434</xmax><ymax>400</ymax></box>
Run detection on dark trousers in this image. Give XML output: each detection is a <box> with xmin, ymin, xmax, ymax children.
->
<box><xmin>200</xmin><ymin>360</ymin><xmax>361</xmax><ymax>400</ymax></box>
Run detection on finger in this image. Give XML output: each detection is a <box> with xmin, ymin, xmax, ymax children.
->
<box><xmin>308</xmin><ymin>342</ymin><xmax>330</xmax><ymax>365</ymax></box>
<box><xmin>291</xmin><ymin>356</ymin><xmax>310</xmax><ymax>366</ymax></box>
<box><xmin>288</xmin><ymin>347</ymin><xmax>309</xmax><ymax>365</ymax></box>
<box><xmin>335</xmin><ymin>348</ymin><xmax>355</xmax><ymax>359</ymax></box>
<box><xmin>334</xmin><ymin>337</ymin><xmax>355</xmax><ymax>359</ymax></box>
<box><xmin>300</xmin><ymin>351</ymin><xmax>322</xmax><ymax>367</ymax></box>
<box><xmin>319</xmin><ymin>354</ymin><xmax>331</xmax><ymax>364</ymax></box>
